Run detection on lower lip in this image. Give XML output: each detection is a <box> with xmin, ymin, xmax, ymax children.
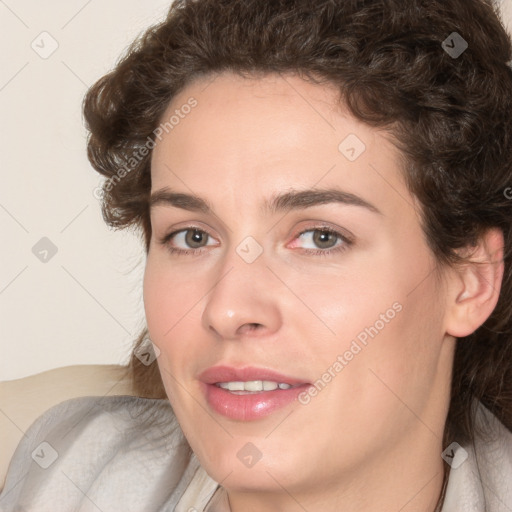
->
<box><xmin>201</xmin><ymin>382</ymin><xmax>311</xmax><ymax>421</ymax></box>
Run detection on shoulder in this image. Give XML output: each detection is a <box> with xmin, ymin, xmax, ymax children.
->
<box><xmin>473</xmin><ymin>402</ymin><xmax>512</xmax><ymax>509</ymax></box>
<box><xmin>0</xmin><ymin>394</ymin><xmax>197</xmax><ymax>512</ymax></box>
<box><xmin>442</xmin><ymin>401</ymin><xmax>512</xmax><ymax>511</ymax></box>
<box><xmin>0</xmin><ymin>364</ymin><xmax>135</xmax><ymax>490</ymax></box>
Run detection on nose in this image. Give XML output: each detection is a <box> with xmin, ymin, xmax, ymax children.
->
<box><xmin>201</xmin><ymin>248</ymin><xmax>282</xmax><ymax>340</ymax></box>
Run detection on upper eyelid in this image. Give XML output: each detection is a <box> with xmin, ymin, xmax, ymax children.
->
<box><xmin>153</xmin><ymin>207</ymin><xmax>357</xmax><ymax>235</ymax></box>
<box><xmin>166</xmin><ymin>224</ymin><xmax>345</xmax><ymax>237</ymax></box>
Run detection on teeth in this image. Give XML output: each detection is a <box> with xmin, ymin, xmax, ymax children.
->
<box><xmin>217</xmin><ymin>381</ymin><xmax>293</xmax><ymax>392</ymax></box>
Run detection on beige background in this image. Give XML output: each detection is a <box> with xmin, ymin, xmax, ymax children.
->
<box><xmin>0</xmin><ymin>1</ymin><xmax>170</xmax><ymax>380</ymax></box>
<box><xmin>1</xmin><ymin>0</ymin><xmax>511</xmax><ymax>380</ymax></box>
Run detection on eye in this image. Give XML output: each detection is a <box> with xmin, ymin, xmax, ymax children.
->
<box><xmin>158</xmin><ymin>225</ymin><xmax>352</xmax><ymax>257</ymax></box>
<box><xmin>298</xmin><ymin>229</ymin><xmax>339</xmax><ymax>249</ymax></box>
<box><xmin>160</xmin><ymin>227</ymin><xmax>217</xmax><ymax>255</ymax></box>
<box><xmin>291</xmin><ymin>226</ymin><xmax>352</xmax><ymax>256</ymax></box>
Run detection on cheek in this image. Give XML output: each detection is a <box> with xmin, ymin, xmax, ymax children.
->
<box><xmin>143</xmin><ymin>255</ymin><xmax>203</xmax><ymax>340</ymax></box>
<box><xmin>142</xmin><ymin>254</ymin><xmax>217</xmax><ymax>404</ymax></box>
<box><xmin>341</xmin><ymin>275</ymin><xmax>446</xmax><ymax>418</ymax></box>
<box><xmin>301</xmin><ymin>249</ymin><xmax>445</xmax><ymax>410</ymax></box>
<box><xmin>142</xmin><ymin>259</ymin><xmax>200</xmax><ymax>404</ymax></box>
<box><xmin>143</xmin><ymin>264</ymin><xmax>169</xmax><ymax>339</ymax></box>
<box><xmin>287</xmin><ymin>262</ymin><xmax>404</xmax><ymax>361</ymax></box>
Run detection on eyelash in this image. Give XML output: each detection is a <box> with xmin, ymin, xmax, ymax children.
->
<box><xmin>158</xmin><ymin>225</ymin><xmax>353</xmax><ymax>258</ymax></box>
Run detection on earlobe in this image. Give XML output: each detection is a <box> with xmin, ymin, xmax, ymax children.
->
<box><xmin>445</xmin><ymin>228</ymin><xmax>505</xmax><ymax>338</ymax></box>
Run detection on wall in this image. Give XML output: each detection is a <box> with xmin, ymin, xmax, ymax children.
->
<box><xmin>1</xmin><ymin>1</ymin><xmax>170</xmax><ymax>380</ymax></box>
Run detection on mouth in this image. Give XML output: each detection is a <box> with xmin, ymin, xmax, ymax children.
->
<box><xmin>214</xmin><ymin>380</ymin><xmax>302</xmax><ymax>393</ymax></box>
<box><xmin>198</xmin><ymin>365</ymin><xmax>312</xmax><ymax>421</ymax></box>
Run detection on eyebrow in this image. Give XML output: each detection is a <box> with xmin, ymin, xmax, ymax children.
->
<box><xmin>149</xmin><ymin>187</ymin><xmax>382</xmax><ymax>216</ymax></box>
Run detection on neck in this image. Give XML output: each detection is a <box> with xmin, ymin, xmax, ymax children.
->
<box><xmin>225</xmin><ymin>426</ymin><xmax>447</xmax><ymax>512</ymax></box>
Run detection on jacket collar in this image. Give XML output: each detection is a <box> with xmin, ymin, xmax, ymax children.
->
<box><xmin>442</xmin><ymin>401</ymin><xmax>512</xmax><ymax>511</ymax></box>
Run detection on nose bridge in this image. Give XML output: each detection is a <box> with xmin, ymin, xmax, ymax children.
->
<box><xmin>201</xmin><ymin>236</ymin><xmax>281</xmax><ymax>339</ymax></box>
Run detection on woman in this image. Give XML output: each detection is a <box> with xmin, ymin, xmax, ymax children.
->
<box><xmin>1</xmin><ymin>0</ymin><xmax>511</xmax><ymax>510</ymax></box>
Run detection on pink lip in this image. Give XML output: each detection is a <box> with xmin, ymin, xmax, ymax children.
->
<box><xmin>198</xmin><ymin>365</ymin><xmax>308</xmax><ymax>386</ymax></box>
<box><xmin>198</xmin><ymin>365</ymin><xmax>311</xmax><ymax>421</ymax></box>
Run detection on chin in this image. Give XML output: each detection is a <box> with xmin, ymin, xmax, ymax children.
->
<box><xmin>198</xmin><ymin>444</ymin><xmax>296</xmax><ymax>488</ymax></box>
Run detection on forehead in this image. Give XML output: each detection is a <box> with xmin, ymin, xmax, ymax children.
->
<box><xmin>150</xmin><ymin>71</ymin><xmax>410</xmax><ymax>218</ymax></box>
<box><xmin>152</xmin><ymin>71</ymin><xmax>370</xmax><ymax>164</ymax></box>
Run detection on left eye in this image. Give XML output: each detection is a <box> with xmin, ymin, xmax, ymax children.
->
<box><xmin>294</xmin><ymin>228</ymin><xmax>345</xmax><ymax>251</ymax></box>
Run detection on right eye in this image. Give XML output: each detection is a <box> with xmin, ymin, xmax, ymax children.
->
<box><xmin>160</xmin><ymin>227</ymin><xmax>218</xmax><ymax>256</ymax></box>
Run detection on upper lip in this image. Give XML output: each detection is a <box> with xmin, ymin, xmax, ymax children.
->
<box><xmin>198</xmin><ymin>365</ymin><xmax>310</xmax><ymax>385</ymax></box>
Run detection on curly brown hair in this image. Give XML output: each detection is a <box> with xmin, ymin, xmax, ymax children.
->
<box><xmin>83</xmin><ymin>0</ymin><xmax>512</xmax><ymax>451</ymax></box>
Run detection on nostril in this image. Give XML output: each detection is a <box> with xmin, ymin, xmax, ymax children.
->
<box><xmin>239</xmin><ymin>322</ymin><xmax>262</xmax><ymax>333</ymax></box>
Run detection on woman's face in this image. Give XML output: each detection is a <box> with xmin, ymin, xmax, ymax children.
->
<box><xmin>144</xmin><ymin>72</ymin><xmax>454</xmax><ymax>506</ymax></box>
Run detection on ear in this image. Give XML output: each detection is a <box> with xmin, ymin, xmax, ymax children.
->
<box><xmin>445</xmin><ymin>227</ymin><xmax>505</xmax><ymax>338</ymax></box>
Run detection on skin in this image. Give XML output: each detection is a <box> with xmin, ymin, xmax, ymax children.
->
<box><xmin>143</xmin><ymin>71</ymin><xmax>504</xmax><ymax>511</ymax></box>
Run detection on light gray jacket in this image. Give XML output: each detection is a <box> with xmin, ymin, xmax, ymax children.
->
<box><xmin>0</xmin><ymin>396</ymin><xmax>510</xmax><ymax>511</ymax></box>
